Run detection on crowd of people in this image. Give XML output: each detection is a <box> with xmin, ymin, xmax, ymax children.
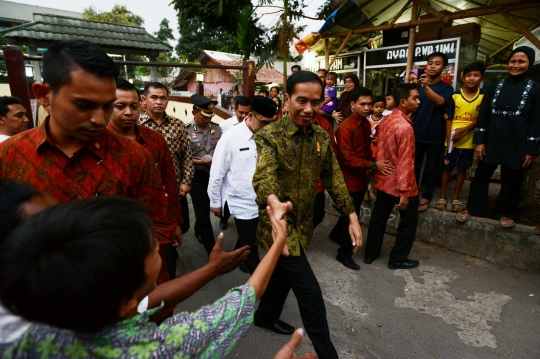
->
<box><xmin>0</xmin><ymin>38</ymin><xmax>539</xmax><ymax>359</ymax></box>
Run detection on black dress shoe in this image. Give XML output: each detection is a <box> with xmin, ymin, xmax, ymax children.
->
<box><xmin>364</xmin><ymin>253</ymin><xmax>380</xmax><ymax>264</ymax></box>
<box><xmin>255</xmin><ymin>319</ymin><xmax>294</xmax><ymax>335</ymax></box>
<box><xmin>336</xmin><ymin>255</ymin><xmax>360</xmax><ymax>270</ymax></box>
<box><xmin>238</xmin><ymin>263</ymin><xmax>250</xmax><ymax>273</ymax></box>
<box><xmin>388</xmin><ymin>259</ymin><xmax>419</xmax><ymax>270</ymax></box>
<box><xmin>219</xmin><ymin>219</ymin><xmax>228</xmax><ymax>230</ymax></box>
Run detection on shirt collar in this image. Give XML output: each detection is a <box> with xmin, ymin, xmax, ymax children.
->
<box><xmin>36</xmin><ymin>116</ymin><xmax>107</xmax><ymax>160</ymax></box>
<box><xmin>139</xmin><ymin>111</ymin><xmax>170</xmax><ymax>126</ymax></box>
<box><xmin>284</xmin><ymin>115</ymin><xmax>314</xmax><ymax>138</ymax></box>
<box><xmin>395</xmin><ymin>109</ymin><xmax>413</xmax><ymax>125</ymax></box>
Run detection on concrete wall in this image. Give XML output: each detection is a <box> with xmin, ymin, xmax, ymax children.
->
<box><xmin>325</xmin><ymin>193</ymin><xmax>540</xmax><ymax>273</ymax></box>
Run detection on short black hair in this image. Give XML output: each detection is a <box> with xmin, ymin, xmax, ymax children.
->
<box><xmin>327</xmin><ymin>72</ymin><xmax>338</xmax><ymax>81</ymax></box>
<box><xmin>0</xmin><ymin>96</ymin><xmax>22</xmax><ymax>117</ymax></box>
<box><xmin>393</xmin><ymin>83</ymin><xmax>418</xmax><ymax>106</ymax></box>
<box><xmin>43</xmin><ymin>40</ymin><xmax>119</xmax><ymax>93</ymax></box>
<box><xmin>291</xmin><ymin>65</ymin><xmax>301</xmax><ymax>71</ymax></box>
<box><xmin>0</xmin><ymin>197</ymin><xmax>153</xmax><ymax>332</ymax></box>
<box><xmin>463</xmin><ymin>62</ymin><xmax>486</xmax><ymax>76</ymax></box>
<box><xmin>351</xmin><ymin>86</ymin><xmax>372</xmax><ymax>103</ymax></box>
<box><xmin>427</xmin><ymin>51</ymin><xmax>449</xmax><ymax>67</ymax></box>
<box><xmin>116</xmin><ymin>79</ymin><xmax>140</xmax><ymax>101</ymax></box>
<box><xmin>385</xmin><ymin>91</ymin><xmax>394</xmax><ymax>97</ymax></box>
<box><xmin>144</xmin><ymin>82</ymin><xmax>169</xmax><ymax>96</ymax></box>
<box><xmin>273</xmin><ymin>96</ymin><xmax>282</xmax><ymax>110</ymax></box>
<box><xmin>0</xmin><ymin>179</ymin><xmax>39</xmax><ymax>243</ymax></box>
<box><xmin>372</xmin><ymin>95</ymin><xmax>386</xmax><ymax>106</ymax></box>
<box><xmin>286</xmin><ymin>71</ymin><xmax>323</xmax><ymax>98</ymax></box>
<box><xmin>270</xmin><ymin>86</ymin><xmax>280</xmax><ymax>94</ymax></box>
<box><xmin>316</xmin><ymin>69</ymin><xmax>328</xmax><ymax>75</ymax></box>
<box><xmin>235</xmin><ymin>96</ymin><xmax>252</xmax><ymax>109</ymax></box>
<box><xmin>258</xmin><ymin>89</ymin><xmax>270</xmax><ymax>97</ymax></box>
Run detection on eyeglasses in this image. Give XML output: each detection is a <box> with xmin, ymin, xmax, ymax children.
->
<box><xmin>253</xmin><ymin>113</ymin><xmax>273</xmax><ymax>127</ymax></box>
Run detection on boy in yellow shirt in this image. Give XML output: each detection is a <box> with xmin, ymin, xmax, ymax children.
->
<box><xmin>436</xmin><ymin>62</ymin><xmax>486</xmax><ymax>212</ymax></box>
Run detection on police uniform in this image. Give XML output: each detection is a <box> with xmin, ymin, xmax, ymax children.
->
<box><xmin>187</xmin><ymin>95</ymin><xmax>222</xmax><ymax>255</ymax></box>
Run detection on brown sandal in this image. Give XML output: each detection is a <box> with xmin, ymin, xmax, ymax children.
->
<box><xmin>451</xmin><ymin>199</ymin><xmax>464</xmax><ymax>212</ymax></box>
<box><xmin>499</xmin><ymin>217</ymin><xmax>515</xmax><ymax>228</ymax></box>
<box><xmin>456</xmin><ymin>210</ymin><xmax>470</xmax><ymax>223</ymax></box>
<box><xmin>418</xmin><ymin>199</ymin><xmax>430</xmax><ymax>212</ymax></box>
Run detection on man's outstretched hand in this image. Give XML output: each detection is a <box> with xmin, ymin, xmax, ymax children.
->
<box><xmin>267</xmin><ymin>195</ymin><xmax>293</xmax><ymax>256</ymax></box>
<box><xmin>272</xmin><ymin>328</ymin><xmax>317</xmax><ymax>359</ymax></box>
<box><xmin>208</xmin><ymin>232</ymin><xmax>250</xmax><ymax>275</ymax></box>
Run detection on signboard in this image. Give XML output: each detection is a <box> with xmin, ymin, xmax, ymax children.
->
<box><xmin>365</xmin><ymin>39</ymin><xmax>459</xmax><ymax>68</ymax></box>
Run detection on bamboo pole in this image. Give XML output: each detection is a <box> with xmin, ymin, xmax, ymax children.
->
<box><xmin>490</xmin><ymin>19</ymin><xmax>540</xmax><ymax>59</ymax></box>
<box><xmin>324</xmin><ymin>38</ymin><xmax>330</xmax><ymax>69</ymax></box>
<box><xmin>405</xmin><ymin>4</ymin><xmax>418</xmax><ymax>82</ymax></box>
<box><xmin>328</xmin><ymin>31</ymin><xmax>353</xmax><ymax>70</ymax></box>
<box><xmin>389</xmin><ymin>1</ymin><xmax>412</xmax><ymax>29</ymax></box>
<box><xmin>497</xmin><ymin>5</ymin><xmax>540</xmax><ymax>51</ymax></box>
<box><xmin>410</xmin><ymin>0</ymin><xmax>449</xmax><ymax>23</ymax></box>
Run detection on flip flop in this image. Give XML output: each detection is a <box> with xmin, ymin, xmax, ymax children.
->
<box><xmin>435</xmin><ymin>198</ymin><xmax>447</xmax><ymax>211</ymax></box>
<box><xmin>418</xmin><ymin>199</ymin><xmax>430</xmax><ymax>212</ymax></box>
<box><xmin>370</xmin><ymin>192</ymin><xmax>377</xmax><ymax>203</ymax></box>
<box><xmin>499</xmin><ymin>217</ymin><xmax>515</xmax><ymax>228</ymax></box>
<box><xmin>363</xmin><ymin>192</ymin><xmax>370</xmax><ymax>202</ymax></box>
<box><xmin>456</xmin><ymin>210</ymin><xmax>470</xmax><ymax>223</ymax></box>
<box><xmin>535</xmin><ymin>226</ymin><xmax>540</xmax><ymax>235</ymax></box>
<box><xmin>451</xmin><ymin>199</ymin><xmax>464</xmax><ymax>212</ymax></box>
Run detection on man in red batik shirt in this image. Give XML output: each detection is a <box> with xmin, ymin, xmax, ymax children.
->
<box><xmin>0</xmin><ymin>40</ymin><xmax>177</xmax><ymax>284</ymax></box>
<box><xmin>331</xmin><ymin>87</ymin><xmax>394</xmax><ymax>270</ymax></box>
<box><xmin>364</xmin><ymin>83</ymin><xmax>421</xmax><ymax>269</ymax></box>
<box><xmin>107</xmin><ymin>79</ymin><xmax>183</xmax><ymax>280</ymax></box>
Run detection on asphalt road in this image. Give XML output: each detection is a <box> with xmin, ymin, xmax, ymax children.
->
<box><xmin>174</xmin><ymin>203</ymin><xmax>540</xmax><ymax>359</ymax></box>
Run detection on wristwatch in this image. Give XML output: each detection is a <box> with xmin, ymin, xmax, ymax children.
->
<box><xmin>371</xmin><ymin>160</ymin><xmax>377</xmax><ymax>170</ymax></box>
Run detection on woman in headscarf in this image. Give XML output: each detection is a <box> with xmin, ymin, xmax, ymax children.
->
<box><xmin>457</xmin><ymin>46</ymin><xmax>540</xmax><ymax>227</ymax></box>
<box><xmin>331</xmin><ymin>74</ymin><xmax>360</xmax><ymax>124</ymax></box>
<box><xmin>408</xmin><ymin>69</ymin><xmax>419</xmax><ymax>84</ymax></box>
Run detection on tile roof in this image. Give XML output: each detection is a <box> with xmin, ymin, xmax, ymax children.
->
<box><xmin>1</xmin><ymin>14</ymin><xmax>172</xmax><ymax>53</ymax></box>
<box><xmin>0</xmin><ymin>0</ymin><xmax>82</xmax><ymax>23</ymax></box>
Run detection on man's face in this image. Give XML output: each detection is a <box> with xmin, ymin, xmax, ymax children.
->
<box><xmin>192</xmin><ymin>110</ymin><xmax>212</xmax><ymax>128</ymax></box>
<box><xmin>317</xmin><ymin>71</ymin><xmax>326</xmax><ymax>83</ymax></box>
<box><xmin>235</xmin><ymin>104</ymin><xmax>251</xmax><ymax>122</ymax></box>
<box><xmin>463</xmin><ymin>70</ymin><xmax>484</xmax><ymax>89</ymax></box>
<box><xmin>426</xmin><ymin>56</ymin><xmax>445</xmax><ymax>77</ymax></box>
<box><xmin>249</xmin><ymin>112</ymin><xmax>275</xmax><ymax>133</ymax></box>
<box><xmin>269</xmin><ymin>88</ymin><xmax>279</xmax><ymax>98</ymax></box>
<box><xmin>111</xmin><ymin>89</ymin><xmax>140</xmax><ymax>131</ymax></box>
<box><xmin>34</xmin><ymin>68</ymin><xmax>116</xmax><ymax>142</ymax></box>
<box><xmin>402</xmin><ymin>89</ymin><xmax>421</xmax><ymax>113</ymax></box>
<box><xmin>291</xmin><ymin>67</ymin><xmax>299</xmax><ymax>74</ymax></box>
<box><xmin>0</xmin><ymin>103</ymin><xmax>29</xmax><ymax>136</ymax></box>
<box><xmin>285</xmin><ymin>81</ymin><xmax>323</xmax><ymax>130</ymax></box>
<box><xmin>143</xmin><ymin>87</ymin><xmax>169</xmax><ymax>116</ymax></box>
<box><xmin>351</xmin><ymin>96</ymin><xmax>372</xmax><ymax>118</ymax></box>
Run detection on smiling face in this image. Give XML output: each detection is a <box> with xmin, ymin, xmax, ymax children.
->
<box><xmin>269</xmin><ymin>87</ymin><xmax>279</xmax><ymax>98</ymax></box>
<box><xmin>285</xmin><ymin>81</ymin><xmax>323</xmax><ymax>131</ymax></box>
<box><xmin>0</xmin><ymin>103</ymin><xmax>29</xmax><ymax>136</ymax></box>
<box><xmin>110</xmin><ymin>89</ymin><xmax>140</xmax><ymax>132</ymax></box>
<box><xmin>343</xmin><ymin>77</ymin><xmax>356</xmax><ymax>92</ymax></box>
<box><xmin>351</xmin><ymin>96</ymin><xmax>372</xmax><ymax>118</ymax></box>
<box><xmin>463</xmin><ymin>70</ymin><xmax>484</xmax><ymax>89</ymax></box>
<box><xmin>33</xmin><ymin>68</ymin><xmax>116</xmax><ymax>145</ymax></box>
<box><xmin>508</xmin><ymin>52</ymin><xmax>530</xmax><ymax>77</ymax></box>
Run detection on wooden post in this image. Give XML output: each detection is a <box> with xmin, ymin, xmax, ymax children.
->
<box><xmin>490</xmin><ymin>19</ymin><xmax>540</xmax><ymax>59</ymax></box>
<box><xmin>328</xmin><ymin>31</ymin><xmax>353</xmax><ymax>70</ymax></box>
<box><xmin>497</xmin><ymin>5</ymin><xmax>540</xmax><ymax>51</ymax></box>
<box><xmin>324</xmin><ymin>38</ymin><xmax>330</xmax><ymax>70</ymax></box>
<box><xmin>405</xmin><ymin>4</ymin><xmax>418</xmax><ymax>82</ymax></box>
<box><xmin>242</xmin><ymin>60</ymin><xmax>255</xmax><ymax>99</ymax></box>
<box><xmin>389</xmin><ymin>1</ymin><xmax>412</xmax><ymax>29</ymax></box>
<box><xmin>149</xmin><ymin>55</ymin><xmax>159</xmax><ymax>81</ymax></box>
<box><xmin>410</xmin><ymin>0</ymin><xmax>449</xmax><ymax>23</ymax></box>
<box><xmin>3</xmin><ymin>45</ymin><xmax>34</xmax><ymax>128</ymax></box>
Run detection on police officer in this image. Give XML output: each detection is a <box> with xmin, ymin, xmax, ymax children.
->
<box><xmin>187</xmin><ymin>94</ymin><xmax>222</xmax><ymax>255</ymax></box>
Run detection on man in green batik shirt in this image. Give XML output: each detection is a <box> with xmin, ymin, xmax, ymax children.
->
<box><xmin>252</xmin><ymin>71</ymin><xmax>362</xmax><ymax>359</ymax></box>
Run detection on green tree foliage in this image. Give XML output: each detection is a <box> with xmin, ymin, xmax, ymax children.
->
<box><xmin>154</xmin><ymin>18</ymin><xmax>175</xmax><ymax>44</ymax></box>
<box><xmin>175</xmin><ymin>16</ymin><xmax>237</xmax><ymax>62</ymax></box>
<box><xmin>83</xmin><ymin>5</ymin><xmax>144</xmax><ymax>26</ymax></box>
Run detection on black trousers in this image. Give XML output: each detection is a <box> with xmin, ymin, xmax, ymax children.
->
<box><xmin>313</xmin><ymin>191</ymin><xmax>326</xmax><ymax>229</ymax></box>
<box><xmin>255</xmin><ymin>249</ymin><xmax>338</xmax><ymax>359</ymax></box>
<box><xmin>222</xmin><ymin>201</ymin><xmax>231</xmax><ymax>222</ymax></box>
<box><xmin>163</xmin><ymin>243</ymin><xmax>179</xmax><ymax>279</ymax></box>
<box><xmin>415</xmin><ymin>142</ymin><xmax>444</xmax><ymax>201</ymax></box>
<box><xmin>190</xmin><ymin>170</ymin><xmax>215</xmax><ymax>255</ymax></box>
<box><xmin>332</xmin><ymin>190</ymin><xmax>364</xmax><ymax>258</ymax></box>
<box><xmin>233</xmin><ymin>217</ymin><xmax>260</xmax><ymax>273</ymax></box>
<box><xmin>466</xmin><ymin>161</ymin><xmax>525</xmax><ymax>220</ymax></box>
<box><xmin>180</xmin><ymin>195</ymin><xmax>190</xmax><ymax>234</ymax></box>
<box><xmin>365</xmin><ymin>190</ymin><xmax>419</xmax><ymax>263</ymax></box>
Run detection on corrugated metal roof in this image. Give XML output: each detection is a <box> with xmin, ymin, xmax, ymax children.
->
<box><xmin>0</xmin><ymin>0</ymin><xmax>82</xmax><ymax>22</ymax></box>
<box><xmin>0</xmin><ymin>13</ymin><xmax>172</xmax><ymax>52</ymax></box>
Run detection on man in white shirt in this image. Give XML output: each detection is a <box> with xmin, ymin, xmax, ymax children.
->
<box><xmin>0</xmin><ymin>97</ymin><xmax>29</xmax><ymax>143</ymax></box>
<box><xmin>219</xmin><ymin>96</ymin><xmax>251</xmax><ymax>134</ymax></box>
<box><xmin>209</xmin><ymin>96</ymin><xmax>278</xmax><ymax>273</ymax></box>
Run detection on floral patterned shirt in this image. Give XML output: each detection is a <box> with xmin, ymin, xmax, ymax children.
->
<box><xmin>139</xmin><ymin>112</ymin><xmax>195</xmax><ymax>186</ymax></box>
<box><xmin>0</xmin><ymin>285</ymin><xmax>255</xmax><ymax>359</ymax></box>
<box><xmin>253</xmin><ymin>115</ymin><xmax>355</xmax><ymax>256</ymax></box>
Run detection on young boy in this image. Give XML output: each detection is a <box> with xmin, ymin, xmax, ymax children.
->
<box><xmin>383</xmin><ymin>91</ymin><xmax>396</xmax><ymax>116</ymax></box>
<box><xmin>321</xmin><ymin>71</ymin><xmax>338</xmax><ymax>121</ymax></box>
<box><xmin>0</xmin><ymin>196</ymin><xmax>295</xmax><ymax>358</ymax></box>
<box><xmin>436</xmin><ymin>62</ymin><xmax>486</xmax><ymax>212</ymax></box>
<box><xmin>367</xmin><ymin>95</ymin><xmax>387</xmax><ymax>202</ymax></box>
